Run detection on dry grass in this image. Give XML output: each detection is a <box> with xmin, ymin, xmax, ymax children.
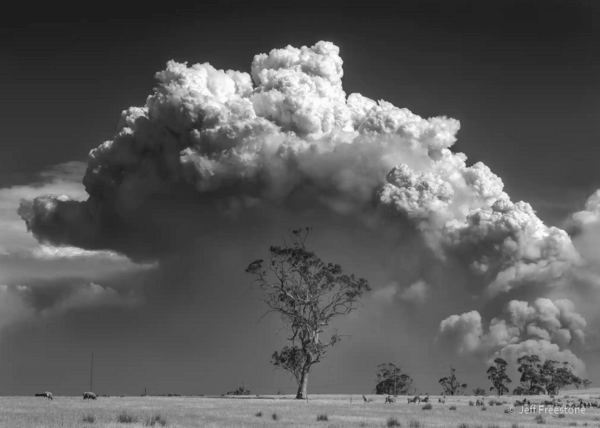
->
<box><xmin>0</xmin><ymin>393</ymin><xmax>599</xmax><ymax>427</ymax></box>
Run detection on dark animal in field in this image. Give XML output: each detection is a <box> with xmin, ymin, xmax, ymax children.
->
<box><xmin>408</xmin><ymin>396</ymin><xmax>421</xmax><ymax>404</ymax></box>
<box><xmin>476</xmin><ymin>399</ymin><xmax>484</xmax><ymax>406</ymax></box>
<box><xmin>362</xmin><ymin>395</ymin><xmax>372</xmax><ymax>403</ymax></box>
<box><xmin>385</xmin><ymin>396</ymin><xmax>396</xmax><ymax>403</ymax></box>
<box><xmin>421</xmin><ymin>395</ymin><xmax>429</xmax><ymax>403</ymax></box>
<box><xmin>35</xmin><ymin>392</ymin><xmax>53</xmax><ymax>400</ymax></box>
<box><xmin>438</xmin><ymin>397</ymin><xmax>445</xmax><ymax>404</ymax></box>
<box><xmin>83</xmin><ymin>391</ymin><xmax>97</xmax><ymax>400</ymax></box>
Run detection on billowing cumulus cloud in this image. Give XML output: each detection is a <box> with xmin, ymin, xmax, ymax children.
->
<box><xmin>18</xmin><ymin>41</ymin><xmax>580</xmax><ymax>295</ymax></box>
<box><xmin>15</xmin><ymin>41</ymin><xmax>597</xmax><ymax>372</ymax></box>
<box><xmin>438</xmin><ymin>298</ymin><xmax>588</xmax><ymax>375</ymax></box>
<box><xmin>0</xmin><ymin>161</ymin><xmax>152</xmax><ymax>284</ymax></box>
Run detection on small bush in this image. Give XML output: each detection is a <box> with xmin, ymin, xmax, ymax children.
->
<box><xmin>511</xmin><ymin>425</ymin><xmax>524</xmax><ymax>428</ymax></box>
<box><xmin>359</xmin><ymin>422</ymin><xmax>368</xmax><ymax>428</ymax></box>
<box><xmin>387</xmin><ymin>417</ymin><xmax>401</xmax><ymax>427</ymax></box>
<box><xmin>568</xmin><ymin>423</ymin><xmax>578</xmax><ymax>427</ymax></box>
<box><xmin>534</xmin><ymin>414</ymin><xmax>546</xmax><ymax>424</ymax></box>
<box><xmin>272</xmin><ymin>413</ymin><xmax>279</xmax><ymax>421</ymax></box>
<box><xmin>117</xmin><ymin>412</ymin><xmax>138</xmax><ymax>423</ymax></box>
<box><xmin>422</xmin><ymin>403</ymin><xmax>432</xmax><ymax>410</ymax></box>
<box><xmin>558</xmin><ymin>413</ymin><xmax>565</xmax><ymax>419</ymax></box>
<box><xmin>481</xmin><ymin>406</ymin><xmax>487</xmax><ymax>411</ymax></box>
<box><xmin>317</xmin><ymin>414</ymin><xmax>329</xmax><ymax>421</ymax></box>
<box><xmin>409</xmin><ymin>420</ymin><xmax>424</xmax><ymax>428</ymax></box>
<box><xmin>255</xmin><ymin>411</ymin><xmax>263</xmax><ymax>417</ymax></box>
<box><xmin>82</xmin><ymin>414</ymin><xmax>95</xmax><ymax>423</ymax></box>
<box><xmin>469</xmin><ymin>401</ymin><xmax>474</xmax><ymax>406</ymax></box>
<box><xmin>449</xmin><ymin>406</ymin><xmax>457</xmax><ymax>410</ymax></box>
<box><xmin>457</xmin><ymin>424</ymin><xmax>469</xmax><ymax>428</ymax></box>
<box><xmin>145</xmin><ymin>414</ymin><xmax>167</xmax><ymax>426</ymax></box>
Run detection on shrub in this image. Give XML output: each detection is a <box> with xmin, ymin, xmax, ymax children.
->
<box><xmin>82</xmin><ymin>414</ymin><xmax>95</xmax><ymax>423</ymax></box>
<box><xmin>449</xmin><ymin>406</ymin><xmax>457</xmax><ymax>410</ymax></box>
<box><xmin>255</xmin><ymin>411</ymin><xmax>263</xmax><ymax>417</ymax></box>
<box><xmin>481</xmin><ymin>406</ymin><xmax>487</xmax><ymax>411</ymax></box>
<box><xmin>511</xmin><ymin>425</ymin><xmax>524</xmax><ymax>428</ymax></box>
<box><xmin>409</xmin><ymin>420</ymin><xmax>424</xmax><ymax>428</ymax></box>
<box><xmin>558</xmin><ymin>414</ymin><xmax>565</xmax><ymax>419</ymax></box>
<box><xmin>469</xmin><ymin>401</ymin><xmax>474</xmax><ymax>406</ymax></box>
<box><xmin>457</xmin><ymin>424</ymin><xmax>469</xmax><ymax>428</ymax></box>
<box><xmin>568</xmin><ymin>423</ymin><xmax>578</xmax><ymax>427</ymax></box>
<box><xmin>117</xmin><ymin>412</ymin><xmax>138</xmax><ymax>423</ymax></box>
<box><xmin>317</xmin><ymin>414</ymin><xmax>329</xmax><ymax>421</ymax></box>
<box><xmin>387</xmin><ymin>417</ymin><xmax>401</xmax><ymax>427</ymax></box>
<box><xmin>272</xmin><ymin>413</ymin><xmax>279</xmax><ymax>421</ymax></box>
<box><xmin>145</xmin><ymin>414</ymin><xmax>167</xmax><ymax>426</ymax></box>
<box><xmin>422</xmin><ymin>403</ymin><xmax>432</xmax><ymax>410</ymax></box>
<box><xmin>359</xmin><ymin>422</ymin><xmax>368</xmax><ymax>428</ymax></box>
<box><xmin>534</xmin><ymin>414</ymin><xmax>546</xmax><ymax>424</ymax></box>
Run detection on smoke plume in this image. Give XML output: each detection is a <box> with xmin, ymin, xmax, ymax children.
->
<box><xmin>17</xmin><ymin>41</ymin><xmax>595</xmax><ymax>371</ymax></box>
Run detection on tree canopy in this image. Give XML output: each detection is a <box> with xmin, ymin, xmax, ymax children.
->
<box><xmin>439</xmin><ymin>368</ymin><xmax>467</xmax><ymax>396</ymax></box>
<box><xmin>374</xmin><ymin>363</ymin><xmax>416</xmax><ymax>395</ymax></box>
<box><xmin>487</xmin><ymin>358</ymin><xmax>512</xmax><ymax>396</ymax></box>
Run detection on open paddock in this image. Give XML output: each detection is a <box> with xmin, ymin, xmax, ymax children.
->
<box><xmin>2</xmin><ymin>392</ymin><xmax>600</xmax><ymax>428</ymax></box>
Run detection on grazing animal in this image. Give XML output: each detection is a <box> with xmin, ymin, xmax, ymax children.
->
<box><xmin>385</xmin><ymin>396</ymin><xmax>396</xmax><ymax>403</ymax></box>
<box><xmin>362</xmin><ymin>395</ymin><xmax>372</xmax><ymax>403</ymax></box>
<box><xmin>476</xmin><ymin>399</ymin><xmax>484</xmax><ymax>406</ymax></box>
<box><xmin>83</xmin><ymin>391</ymin><xmax>97</xmax><ymax>400</ymax></box>
<box><xmin>408</xmin><ymin>396</ymin><xmax>421</xmax><ymax>404</ymax></box>
<box><xmin>438</xmin><ymin>397</ymin><xmax>445</xmax><ymax>404</ymax></box>
<box><xmin>36</xmin><ymin>392</ymin><xmax>52</xmax><ymax>400</ymax></box>
<box><xmin>421</xmin><ymin>395</ymin><xmax>429</xmax><ymax>403</ymax></box>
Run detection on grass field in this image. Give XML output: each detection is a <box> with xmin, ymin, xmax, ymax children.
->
<box><xmin>2</xmin><ymin>389</ymin><xmax>600</xmax><ymax>428</ymax></box>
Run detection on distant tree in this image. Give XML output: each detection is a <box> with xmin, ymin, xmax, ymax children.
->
<box><xmin>227</xmin><ymin>385</ymin><xmax>250</xmax><ymax>395</ymax></box>
<box><xmin>487</xmin><ymin>358</ymin><xmax>512</xmax><ymax>396</ymax></box>
<box><xmin>374</xmin><ymin>363</ymin><xmax>416</xmax><ymax>395</ymax></box>
<box><xmin>472</xmin><ymin>387</ymin><xmax>486</xmax><ymax>396</ymax></box>
<box><xmin>439</xmin><ymin>368</ymin><xmax>467</xmax><ymax>396</ymax></box>
<box><xmin>542</xmin><ymin>361</ymin><xmax>580</xmax><ymax>395</ymax></box>
<box><xmin>573</xmin><ymin>377</ymin><xmax>582</xmax><ymax>389</ymax></box>
<box><xmin>583</xmin><ymin>379</ymin><xmax>592</xmax><ymax>389</ymax></box>
<box><xmin>247</xmin><ymin>228</ymin><xmax>371</xmax><ymax>399</ymax></box>
<box><xmin>516</xmin><ymin>355</ymin><xmax>545</xmax><ymax>395</ymax></box>
<box><xmin>512</xmin><ymin>386</ymin><xmax>526</xmax><ymax>395</ymax></box>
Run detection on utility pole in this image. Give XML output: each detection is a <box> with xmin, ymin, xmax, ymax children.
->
<box><xmin>90</xmin><ymin>352</ymin><xmax>94</xmax><ymax>391</ymax></box>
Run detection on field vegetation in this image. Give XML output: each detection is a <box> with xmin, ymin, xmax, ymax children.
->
<box><xmin>2</xmin><ymin>388</ymin><xmax>600</xmax><ymax>428</ymax></box>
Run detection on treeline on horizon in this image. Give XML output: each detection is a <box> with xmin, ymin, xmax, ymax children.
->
<box><xmin>371</xmin><ymin>356</ymin><xmax>592</xmax><ymax>397</ymax></box>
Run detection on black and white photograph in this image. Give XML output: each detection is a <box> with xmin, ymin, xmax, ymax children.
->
<box><xmin>1</xmin><ymin>1</ymin><xmax>599</xmax><ymax>426</ymax></box>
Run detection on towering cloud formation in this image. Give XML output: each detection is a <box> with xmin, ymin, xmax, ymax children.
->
<box><xmin>438</xmin><ymin>298</ymin><xmax>588</xmax><ymax>375</ymax></box>
<box><xmin>18</xmin><ymin>41</ymin><xmax>591</xmax><ymax>369</ymax></box>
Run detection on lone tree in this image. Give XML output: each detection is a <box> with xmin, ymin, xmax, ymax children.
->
<box><xmin>374</xmin><ymin>363</ymin><xmax>416</xmax><ymax>395</ymax></box>
<box><xmin>246</xmin><ymin>228</ymin><xmax>371</xmax><ymax>399</ymax></box>
<box><xmin>583</xmin><ymin>379</ymin><xmax>592</xmax><ymax>389</ymax></box>
<box><xmin>439</xmin><ymin>367</ymin><xmax>467</xmax><ymax>396</ymax></box>
<box><xmin>487</xmin><ymin>358</ymin><xmax>512</xmax><ymax>396</ymax></box>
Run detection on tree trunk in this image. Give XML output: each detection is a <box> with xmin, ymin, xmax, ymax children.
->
<box><xmin>296</xmin><ymin>370</ymin><xmax>309</xmax><ymax>399</ymax></box>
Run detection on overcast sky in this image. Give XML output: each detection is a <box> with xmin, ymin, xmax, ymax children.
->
<box><xmin>1</xmin><ymin>0</ymin><xmax>599</xmax><ymax>396</ymax></box>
